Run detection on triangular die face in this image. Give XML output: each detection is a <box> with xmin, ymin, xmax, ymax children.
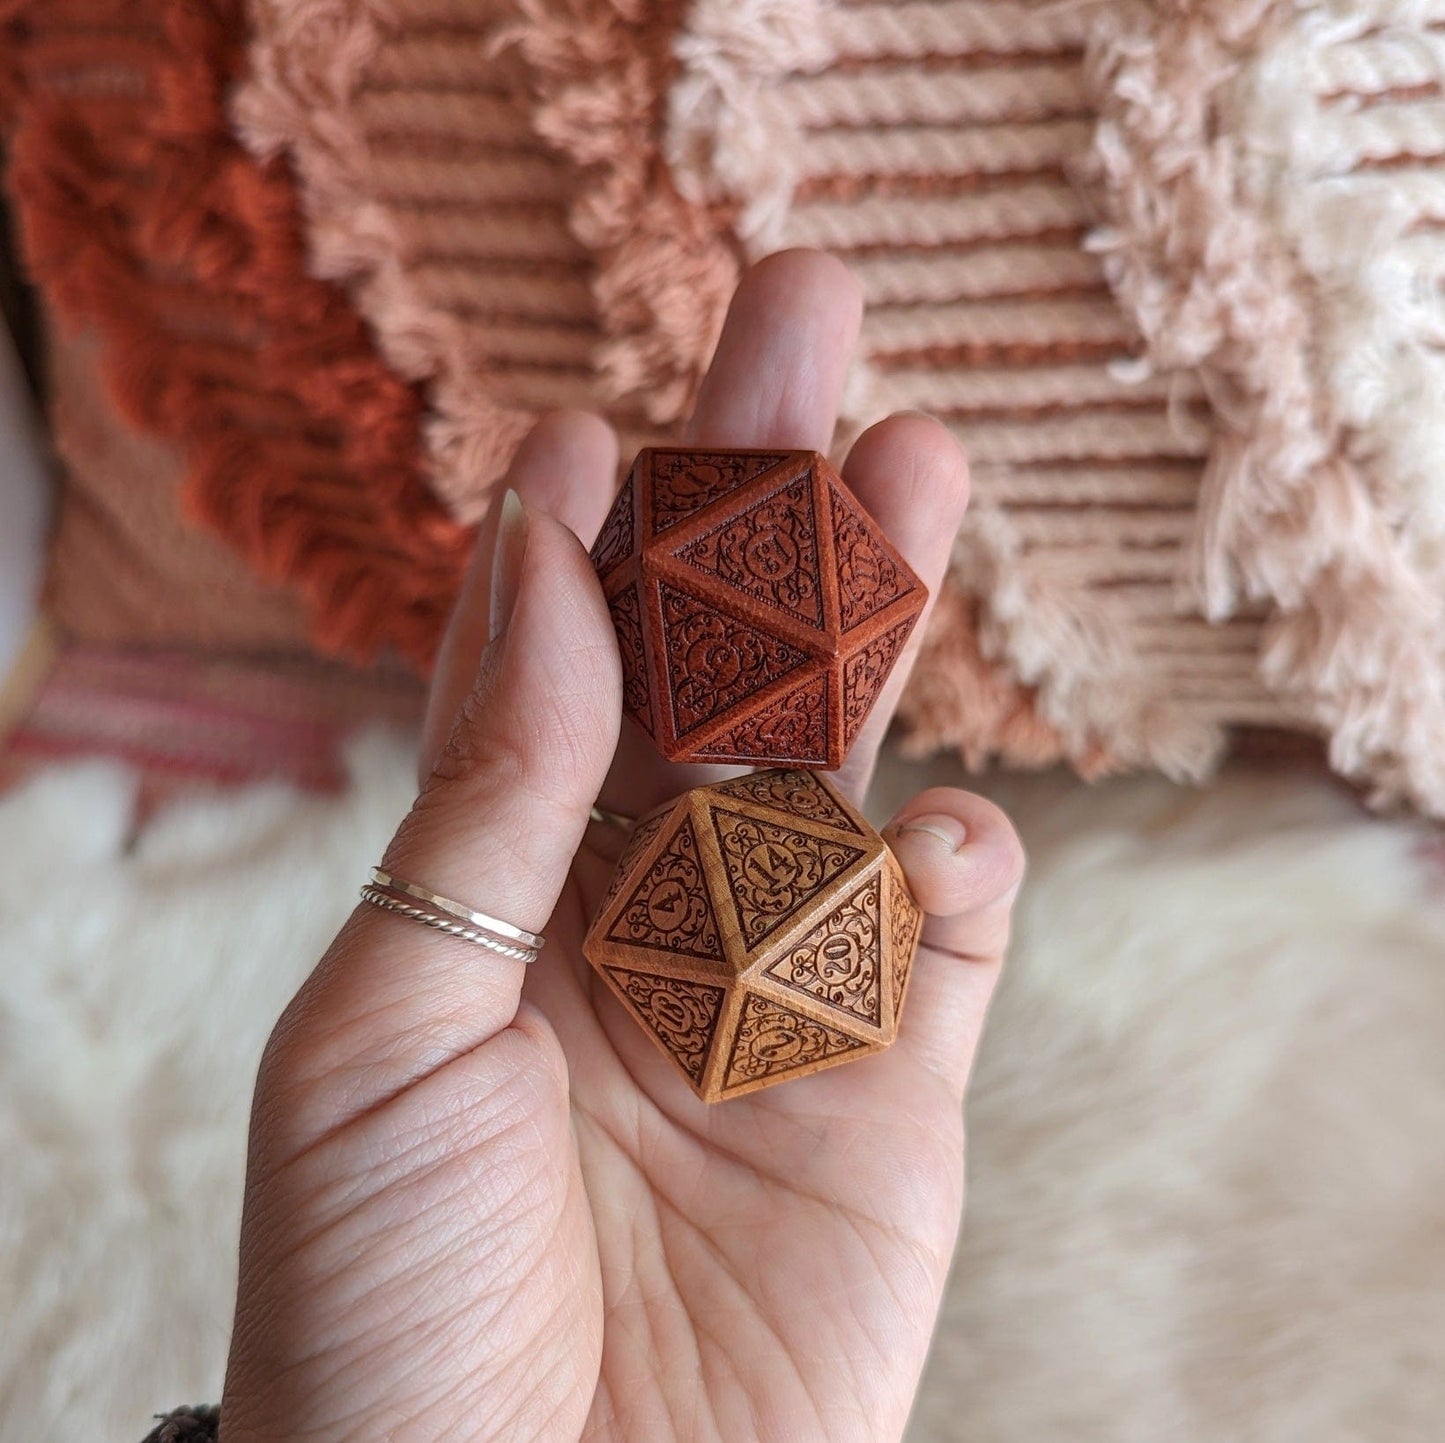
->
<box><xmin>599</xmin><ymin>808</ymin><xmax>670</xmax><ymax>911</ymax></box>
<box><xmin>605</xmin><ymin>815</ymin><xmax>726</xmax><ymax>966</ymax></box>
<box><xmin>763</xmin><ymin>873</ymin><xmax>882</xmax><ymax>1026</ymax></box>
<box><xmin>710</xmin><ymin>805</ymin><xmax>865</xmax><ymax>951</ymax></box>
<box><xmin>590</xmin><ymin>482</ymin><xmax>636</xmax><ymax>577</ymax></box>
<box><xmin>647</xmin><ymin>450</ymin><xmax>793</xmax><ymax>533</ymax></box>
<box><xmin>841</xmin><ymin>614</ymin><xmax>917</xmax><ymax>750</ymax></box>
<box><xmin>829</xmin><ymin>481</ymin><xmax>918</xmax><ymax>630</ymax></box>
<box><xmin>891</xmin><ymin>925</ymin><xmax>916</xmax><ymax>1016</ymax></box>
<box><xmin>675</xmin><ymin>471</ymin><xmax>825</xmax><ymax>630</ymax></box>
<box><xmin>887</xmin><ymin>867</ymin><xmax>925</xmax><ymax>1018</ymax></box>
<box><xmin>691</xmin><ymin>671</ymin><xmax>830</xmax><ymax>767</ymax></box>
<box><xmin>657</xmin><ymin>581</ymin><xmax>811</xmax><ymax>738</ymax></box>
<box><xmin>711</xmin><ymin>769</ymin><xmax>864</xmax><ymax>835</ymax></box>
<box><xmin>603</xmin><ymin>966</ymin><xmax>727</xmax><ymax>1084</ymax></box>
<box><xmin>608</xmin><ymin>582</ymin><xmax>654</xmax><ymax>738</ymax></box>
<box><xmin>723</xmin><ymin>991</ymin><xmax>866</xmax><ymax>1093</ymax></box>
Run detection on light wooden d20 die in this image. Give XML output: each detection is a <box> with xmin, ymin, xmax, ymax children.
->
<box><xmin>590</xmin><ymin>448</ymin><xmax>926</xmax><ymax>768</ymax></box>
<box><xmin>583</xmin><ymin>770</ymin><xmax>925</xmax><ymax>1102</ymax></box>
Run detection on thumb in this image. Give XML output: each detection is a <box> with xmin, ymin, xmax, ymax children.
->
<box><xmin>260</xmin><ymin>499</ymin><xmax>621</xmax><ymax>1154</ymax></box>
<box><xmin>881</xmin><ymin>787</ymin><xmax>1025</xmax><ymax>1101</ymax></box>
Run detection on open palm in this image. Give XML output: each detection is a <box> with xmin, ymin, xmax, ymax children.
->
<box><xmin>221</xmin><ymin>253</ymin><xmax>1022</xmax><ymax>1443</ymax></box>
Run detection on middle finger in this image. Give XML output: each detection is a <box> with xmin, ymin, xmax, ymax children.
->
<box><xmin>593</xmin><ymin>247</ymin><xmax>865</xmax><ymax>818</ymax></box>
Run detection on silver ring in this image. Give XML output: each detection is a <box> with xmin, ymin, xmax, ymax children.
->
<box><xmin>589</xmin><ymin>803</ymin><xmax>637</xmax><ymax>831</ymax></box>
<box><xmin>360</xmin><ymin>887</ymin><xmax>539</xmax><ymax>962</ymax></box>
<box><xmin>370</xmin><ymin>868</ymin><xmax>545</xmax><ymax>951</ymax></box>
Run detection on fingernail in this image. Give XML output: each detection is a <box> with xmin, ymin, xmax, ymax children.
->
<box><xmin>489</xmin><ymin>489</ymin><xmax>528</xmax><ymax>644</ymax></box>
<box><xmin>892</xmin><ymin>813</ymin><xmax>968</xmax><ymax>853</ymax></box>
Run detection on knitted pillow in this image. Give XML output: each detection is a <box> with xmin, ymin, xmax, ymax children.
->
<box><xmin>0</xmin><ymin>0</ymin><xmax>470</xmax><ymax>670</ymax></box>
<box><xmin>5</xmin><ymin>321</ymin><xmax>427</xmax><ymax>796</ymax></box>
<box><xmin>5</xmin><ymin>0</ymin><xmax>1444</xmax><ymax>813</ymax></box>
<box><xmin>43</xmin><ymin>323</ymin><xmax>315</xmax><ymax>653</ymax></box>
<box><xmin>235</xmin><ymin>0</ymin><xmax>1445</xmax><ymax>811</ymax></box>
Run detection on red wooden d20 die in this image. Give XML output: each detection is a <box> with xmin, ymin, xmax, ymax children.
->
<box><xmin>591</xmin><ymin>449</ymin><xmax>926</xmax><ymax>768</ymax></box>
<box><xmin>583</xmin><ymin>769</ymin><xmax>925</xmax><ymax>1103</ymax></box>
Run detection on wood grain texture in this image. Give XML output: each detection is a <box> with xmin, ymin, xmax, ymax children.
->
<box><xmin>591</xmin><ymin>449</ymin><xmax>927</xmax><ymax>768</ymax></box>
<box><xmin>583</xmin><ymin>770</ymin><xmax>925</xmax><ymax>1102</ymax></box>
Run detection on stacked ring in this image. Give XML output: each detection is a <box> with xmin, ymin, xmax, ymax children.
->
<box><xmin>360</xmin><ymin>868</ymin><xmax>544</xmax><ymax>962</ymax></box>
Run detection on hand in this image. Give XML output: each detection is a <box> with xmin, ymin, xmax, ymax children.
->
<box><xmin>221</xmin><ymin>252</ymin><xmax>1025</xmax><ymax>1443</ymax></box>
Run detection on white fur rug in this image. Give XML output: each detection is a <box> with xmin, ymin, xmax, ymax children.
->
<box><xmin>2</xmin><ymin>736</ymin><xmax>1443</xmax><ymax>1441</ymax></box>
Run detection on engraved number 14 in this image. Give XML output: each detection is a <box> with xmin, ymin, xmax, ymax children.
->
<box><xmin>745</xmin><ymin>842</ymin><xmax>800</xmax><ymax>893</ymax></box>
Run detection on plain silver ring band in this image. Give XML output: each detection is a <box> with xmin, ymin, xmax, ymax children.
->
<box><xmin>360</xmin><ymin>887</ymin><xmax>539</xmax><ymax>962</ymax></box>
<box><xmin>589</xmin><ymin>803</ymin><xmax>637</xmax><ymax>831</ymax></box>
<box><xmin>370</xmin><ymin>868</ymin><xmax>545</xmax><ymax>950</ymax></box>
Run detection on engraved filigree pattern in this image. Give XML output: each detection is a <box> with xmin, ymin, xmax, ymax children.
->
<box><xmin>711</xmin><ymin>806</ymin><xmax>864</xmax><ymax>948</ymax></box>
<box><xmin>590</xmin><ymin>483</ymin><xmax>635</xmax><ymax>577</ymax></box>
<box><xmin>678</xmin><ymin>475</ymin><xmax>823</xmax><ymax>627</ymax></box>
<box><xmin>608</xmin><ymin>583</ymin><xmax>653</xmax><ymax>734</ymax></box>
<box><xmin>830</xmin><ymin>483</ymin><xmax>914</xmax><ymax>630</ymax></box>
<box><xmin>723</xmin><ymin>992</ymin><xmax>865</xmax><ymax>1090</ymax></box>
<box><xmin>888</xmin><ymin>869</ymin><xmax>924</xmax><ymax>1010</ymax></box>
<box><xmin>764</xmin><ymin>876</ymin><xmax>881</xmax><ymax>1025</ymax></box>
<box><xmin>659</xmin><ymin>582</ymin><xmax>808</xmax><ymax>736</ymax></box>
<box><xmin>600</xmin><ymin>809</ymin><xmax>669</xmax><ymax>911</ymax></box>
<box><xmin>712</xmin><ymin>769</ymin><xmax>863</xmax><ymax>834</ymax></box>
<box><xmin>648</xmin><ymin>450</ymin><xmax>790</xmax><ymax>531</ymax></box>
<box><xmin>604</xmin><ymin>967</ymin><xmax>726</xmax><ymax>1083</ymax></box>
<box><xmin>693</xmin><ymin>674</ymin><xmax>829</xmax><ymax>765</ymax></box>
<box><xmin>841</xmin><ymin>616</ymin><xmax>917</xmax><ymax>749</ymax></box>
<box><xmin>606</xmin><ymin>816</ymin><xmax>724</xmax><ymax>961</ymax></box>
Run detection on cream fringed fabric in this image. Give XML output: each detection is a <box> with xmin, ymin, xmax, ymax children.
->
<box><xmin>663</xmin><ymin>0</ymin><xmax>1293</xmax><ymax>781</ymax></box>
<box><xmin>236</xmin><ymin>0</ymin><xmax>1445</xmax><ymax>812</ymax></box>
<box><xmin>1081</xmin><ymin>0</ymin><xmax>1445</xmax><ymax>812</ymax></box>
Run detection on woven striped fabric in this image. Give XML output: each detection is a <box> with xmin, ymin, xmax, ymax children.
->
<box><xmin>7</xmin><ymin>0</ymin><xmax>1445</xmax><ymax>811</ymax></box>
<box><xmin>669</xmin><ymin>0</ymin><xmax>1276</xmax><ymax>782</ymax></box>
<box><xmin>235</xmin><ymin>0</ymin><xmax>736</xmax><ymax>522</ymax></box>
<box><xmin>232</xmin><ymin>0</ymin><xmax>1445</xmax><ymax>811</ymax></box>
<box><xmin>1</xmin><ymin>643</ymin><xmax>424</xmax><ymax>798</ymax></box>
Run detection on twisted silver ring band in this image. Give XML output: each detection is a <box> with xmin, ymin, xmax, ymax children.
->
<box><xmin>359</xmin><ymin>886</ymin><xmax>539</xmax><ymax>962</ymax></box>
<box><xmin>370</xmin><ymin>868</ymin><xmax>544</xmax><ymax>951</ymax></box>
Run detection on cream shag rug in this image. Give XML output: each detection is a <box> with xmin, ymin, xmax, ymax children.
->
<box><xmin>2</xmin><ymin>735</ymin><xmax>1443</xmax><ymax>1441</ymax></box>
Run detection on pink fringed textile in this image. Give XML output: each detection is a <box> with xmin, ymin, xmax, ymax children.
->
<box><xmin>657</xmin><ymin>0</ymin><xmax>1445</xmax><ymax>811</ymax></box>
<box><xmin>15</xmin><ymin>0</ymin><xmax>1444</xmax><ymax>810</ymax></box>
<box><xmin>234</xmin><ymin>0</ymin><xmax>1445</xmax><ymax>811</ymax></box>
<box><xmin>1080</xmin><ymin>0</ymin><xmax>1445</xmax><ymax>811</ymax></box>
<box><xmin>234</xmin><ymin>0</ymin><xmax>738</xmax><ymax>523</ymax></box>
<box><xmin>659</xmin><ymin>0</ymin><xmax>1285</xmax><ymax>782</ymax></box>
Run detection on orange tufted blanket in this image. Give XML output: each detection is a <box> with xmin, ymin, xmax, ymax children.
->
<box><xmin>0</xmin><ymin>0</ymin><xmax>470</xmax><ymax>669</ymax></box>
